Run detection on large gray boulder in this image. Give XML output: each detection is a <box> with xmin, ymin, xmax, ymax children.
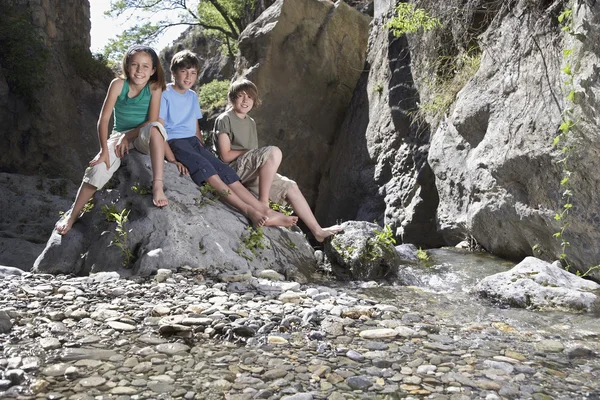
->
<box><xmin>475</xmin><ymin>257</ymin><xmax>600</xmax><ymax>312</ymax></box>
<box><xmin>234</xmin><ymin>0</ymin><xmax>371</xmax><ymax>206</ymax></box>
<box><xmin>33</xmin><ymin>151</ymin><xmax>317</xmax><ymax>282</ymax></box>
<box><xmin>427</xmin><ymin>0</ymin><xmax>600</xmax><ymax>278</ymax></box>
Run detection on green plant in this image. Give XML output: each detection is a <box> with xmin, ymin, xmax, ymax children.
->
<box><xmin>198</xmin><ymin>80</ymin><xmax>230</xmax><ymax>112</ymax></box>
<box><xmin>269</xmin><ymin>201</ymin><xmax>294</xmax><ymax>216</ymax></box>
<box><xmin>101</xmin><ymin>203</ymin><xmax>120</xmax><ymax>222</ymax></box>
<box><xmin>109</xmin><ymin>208</ymin><xmax>135</xmax><ymax>267</ymax></box>
<box><xmin>553</xmin><ymin>4</ymin><xmax>578</xmax><ymax>270</ymax></box>
<box><xmin>0</xmin><ymin>5</ymin><xmax>49</xmax><ymax>107</ymax></box>
<box><xmin>373</xmin><ymin>82</ymin><xmax>384</xmax><ymax>94</ymax></box>
<box><xmin>386</xmin><ymin>3</ymin><xmax>441</xmax><ymax>37</ymax></box>
<box><xmin>237</xmin><ymin>226</ymin><xmax>269</xmax><ymax>261</ymax></box>
<box><xmin>417</xmin><ymin>49</ymin><xmax>481</xmax><ymax>123</ymax></box>
<box><xmin>66</xmin><ymin>46</ymin><xmax>113</xmax><ymax>86</ymax></box>
<box><xmin>416</xmin><ymin>248</ymin><xmax>429</xmax><ymax>262</ymax></box>
<box><xmin>196</xmin><ymin>184</ymin><xmax>230</xmax><ymax>207</ymax></box>
<box><xmin>131</xmin><ymin>183</ymin><xmax>152</xmax><ymax>196</ymax></box>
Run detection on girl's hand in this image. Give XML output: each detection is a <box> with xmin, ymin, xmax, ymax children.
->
<box><xmin>115</xmin><ymin>136</ymin><xmax>130</xmax><ymax>158</ymax></box>
<box><xmin>89</xmin><ymin>151</ymin><xmax>110</xmax><ymax>170</ymax></box>
<box><xmin>175</xmin><ymin>161</ymin><xmax>189</xmax><ymax>175</ymax></box>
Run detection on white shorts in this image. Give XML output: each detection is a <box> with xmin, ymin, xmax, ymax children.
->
<box><xmin>83</xmin><ymin>121</ymin><xmax>167</xmax><ymax>189</ymax></box>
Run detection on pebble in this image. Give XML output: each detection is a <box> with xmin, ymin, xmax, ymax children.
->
<box><xmin>0</xmin><ymin>269</ymin><xmax>598</xmax><ymax>400</ymax></box>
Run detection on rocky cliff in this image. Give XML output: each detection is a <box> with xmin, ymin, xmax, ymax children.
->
<box><xmin>0</xmin><ymin>0</ymin><xmax>111</xmax><ymax>182</ymax></box>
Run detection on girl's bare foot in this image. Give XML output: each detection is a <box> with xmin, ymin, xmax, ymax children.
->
<box><xmin>314</xmin><ymin>224</ymin><xmax>343</xmax><ymax>242</ymax></box>
<box><xmin>264</xmin><ymin>210</ymin><xmax>298</xmax><ymax>227</ymax></box>
<box><xmin>55</xmin><ymin>213</ymin><xmax>77</xmax><ymax>235</ymax></box>
<box><xmin>247</xmin><ymin>208</ymin><xmax>269</xmax><ymax>227</ymax></box>
<box><xmin>152</xmin><ymin>179</ymin><xmax>168</xmax><ymax>208</ymax></box>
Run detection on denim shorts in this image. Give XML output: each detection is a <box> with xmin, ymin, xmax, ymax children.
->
<box><xmin>168</xmin><ymin>136</ymin><xmax>239</xmax><ymax>186</ymax></box>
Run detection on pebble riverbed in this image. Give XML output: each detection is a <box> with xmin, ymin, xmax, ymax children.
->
<box><xmin>1</xmin><ymin>267</ymin><xmax>599</xmax><ymax>400</ymax></box>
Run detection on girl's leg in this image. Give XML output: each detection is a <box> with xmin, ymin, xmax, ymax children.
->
<box><xmin>204</xmin><ymin>175</ymin><xmax>268</xmax><ymax>227</ymax></box>
<box><xmin>149</xmin><ymin>127</ymin><xmax>168</xmax><ymax>207</ymax></box>
<box><xmin>257</xmin><ymin>146</ymin><xmax>282</xmax><ymax>207</ymax></box>
<box><xmin>228</xmin><ymin>181</ymin><xmax>297</xmax><ymax>227</ymax></box>
<box><xmin>56</xmin><ymin>183</ymin><xmax>97</xmax><ymax>235</ymax></box>
<box><xmin>285</xmin><ymin>184</ymin><xmax>342</xmax><ymax>242</ymax></box>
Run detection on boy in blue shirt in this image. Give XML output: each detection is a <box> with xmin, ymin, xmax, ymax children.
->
<box><xmin>160</xmin><ymin>50</ymin><xmax>297</xmax><ymax>227</ymax></box>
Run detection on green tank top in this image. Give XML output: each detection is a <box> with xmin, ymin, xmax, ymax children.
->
<box><xmin>113</xmin><ymin>79</ymin><xmax>152</xmax><ymax>132</ymax></box>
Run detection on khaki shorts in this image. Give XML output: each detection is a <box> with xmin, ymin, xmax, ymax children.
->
<box><xmin>230</xmin><ymin>146</ymin><xmax>296</xmax><ymax>205</ymax></box>
<box><xmin>83</xmin><ymin>122</ymin><xmax>167</xmax><ymax>189</ymax></box>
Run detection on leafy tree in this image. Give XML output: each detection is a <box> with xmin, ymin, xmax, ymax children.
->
<box><xmin>104</xmin><ymin>0</ymin><xmax>255</xmax><ymax>64</ymax></box>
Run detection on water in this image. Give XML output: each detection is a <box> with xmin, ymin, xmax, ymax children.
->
<box><xmin>355</xmin><ymin>247</ymin><xmax>600</xmax><ymax>340</ymax></box>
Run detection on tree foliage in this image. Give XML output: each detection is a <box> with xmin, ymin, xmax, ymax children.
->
<box><xmin>104</xmin><ymin>0</ymin><xmax>255</xmax><ymax>64</ymax></box>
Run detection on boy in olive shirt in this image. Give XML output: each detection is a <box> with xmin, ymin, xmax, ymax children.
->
<box><xmin>214</xmin><ymin>79</ymin><xmax>341</xmax><ymax>242</ymax></box>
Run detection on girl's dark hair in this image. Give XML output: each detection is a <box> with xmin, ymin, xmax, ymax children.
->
<box><xmin>228</xmin><ymin>79</ymin><xmax>261</xmax><ymax>107</ymax></box>
<box><xmin>121</xmin><ymin>45</ymin><xmax>166</xmax><ymax>91</ymax></box>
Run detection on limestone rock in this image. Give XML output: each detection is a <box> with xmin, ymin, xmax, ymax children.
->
<box><xmin>475</xmin><ymin>257</ymin><xmax>600</xmax><ymax>312</ymax></box>
<box><xmin>324</xmin><ymin>221</ymin><xmax>400</xmax><ymax>280</ymax></box>
<box><xmin>33</xmin><ymin>151</ymin><xmax>317</xmax><ymax>281</ymax></box>
<box><xmin>427</xmin><ymin>0</ymin><xmax>600</xmax><ymax>278</ymax></box>
<box><xmin>235</xmin><ymin>0</ymin><xmax>371</xmax><ymax>206</ymax></box>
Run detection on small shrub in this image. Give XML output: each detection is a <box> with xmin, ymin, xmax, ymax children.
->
<box><xmin>386</xmin><ymin>3</ymin><xmax>441</xmax><ymax>37</ymax></box>
<box><xmin>131</xmin><ymin>183</ymin><xmax>152</xmax><ymax>196</ymax></box>
<box><xmin>198</xmin><ymin>79</ymin><xmax>230</xmax><ymax>112</ymax></box>
<box><xmin>269</xmin><ymin>201</ymin><xmax>294</xmax><ymax>216</ymax></box>
<box><xmin>237</xmin><ymin>226</ymin><xmax>269</xmax><ymax>261</ymax></box>
<box><xmin>0</xmin><ymin>5</ymin><xmax>49</xmax><ymax>107</ymax></box>
<box><xmin>101</xmin><ymin>203</ymin><xmax>120</xmax><ymax>222</ymax></box>
<box><xmin>417</xmin><ymin>248</ymin><xmax>429</xmax><ymax>262</ymax></box>
<box><xmin>109</xmin><ymin>208</ymin><xmax>135</xmax><ymax>267</ymax></box>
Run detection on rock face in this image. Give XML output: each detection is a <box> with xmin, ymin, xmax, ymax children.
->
<box><xmin>0</xmin><ymin>0</ymin><xmax>111</xmax><ymax>182</ymax></box>
<box><xmin>0</xmin><ymin>173</ymin><xmax>78</xmax><ymax>269</ymax></box>
<box><xmin>161</xmin><ymin>27</ymin><xmax>234</xmax><ymax>86</ymax></box>
<box><xmin>235</xmin><ymin>0</ymin><xmax>371</xmax><ymax>206</ymax></box>
<box><xmin>33</xmin><ymin>151</ymin><xmax>317</xmax><ymax>281</ymax></box>
<box><xmin>475</xmin><ymin>257</ymin><xmax>600</xmax><ymax>312</ymax></box>
<box><xmin>315</xmin><ymin>0</ymin><xmax>444</xmax><ymax>248</ymax></box>
<box><xmin>426</xmin><ymin>0</ymin><xmax>600</xmax><ymax>278</ymax></box>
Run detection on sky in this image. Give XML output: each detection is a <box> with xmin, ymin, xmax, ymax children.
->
<box><xmin>89</xmin><ymin>0</ymin><xmax>188</xmax><ymax>53</ymax></box>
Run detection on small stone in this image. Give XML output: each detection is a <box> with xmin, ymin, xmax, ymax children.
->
<box><xmin>106</xmin><ymin>321</ymin><xmax>136</xmax><ymax>331</ymax></box>
<box><xmin>359</xmin><ymin>328</ymin><xmax>397</xmax><ymax>339</ymax></box>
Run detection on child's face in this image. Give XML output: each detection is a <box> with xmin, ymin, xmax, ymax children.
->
<box><xmin>173</xmin><ymin>67</ymin><xmax>198</xmax><ymax>92</ymax></box>
<box><xmin>127</xmin><ymin>51</ymin><xmax>155</xmax><ymax>86</ymax></box>
<box><xmin>232</xmin><ymin>90</ymin><xmax>254</xmax><ymax>116</ymax></box>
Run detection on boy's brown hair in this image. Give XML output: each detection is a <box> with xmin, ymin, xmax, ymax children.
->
<box><xmin>170</xmin><ymin>50</ymin><xmax>201</xmax><ymax>74</ymax></box>
<box><xmin>228</xmin><ymin>79</ymin><xmax>262</xmax><ymax>107</ymax></box>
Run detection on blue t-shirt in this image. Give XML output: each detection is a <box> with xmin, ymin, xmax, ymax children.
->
<box><xmin>159</xmin><ymin>84</ymin><xmax>203</xmax><ymax>140</ymax></box>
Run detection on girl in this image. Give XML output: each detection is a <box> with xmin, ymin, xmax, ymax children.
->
<box><xmin>56</xmin><ymin>45</ymin><xmax>168</xmax><ymax>235</ymax></box>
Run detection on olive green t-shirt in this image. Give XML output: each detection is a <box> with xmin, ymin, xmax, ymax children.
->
<box><xmin>214</xmin><ymin>109</ymin><xmax>258</xmax><ymax>153</ymax></box>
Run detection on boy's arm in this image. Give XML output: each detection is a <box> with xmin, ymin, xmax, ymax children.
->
<box><xmin>217</xmin><ymin>133</ymin><xmax>247</xmax><ymax>163</ymax></box>
<box><xmin>195</xmin><ymin>120</ymin><xmax>204</xmax><ymax>145</ymax></box>
<box><xmin>90</xmin><ymin>78</ymin><xmax>122</xmax><ymax>169</ymax></box>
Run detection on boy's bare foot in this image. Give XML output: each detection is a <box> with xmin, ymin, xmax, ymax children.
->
<box><xmin>314</xmin><ymin>224</ymin><xmax>343</xmax><ymax>242</ymax></box>
<box><xmin>152</xmin><ymin>179</ymin><xmax>168</xmax><ymax>208</ymax></box>
<box><xmin>55</xmin><ymin>213</ymin><xmax>77</xmax><ymax>235</ymax></box>
<box><xmin>248</xmin><ymin>209</ymin><xmax>269</xmax><ymax>227</ymax></box>
<box><xmin>265</xmin><ymin>210</ymin><xmax>298</xmax><ymax>227</ymax></box>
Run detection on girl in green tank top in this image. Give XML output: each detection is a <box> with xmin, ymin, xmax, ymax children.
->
<box><xmin>55</xmin><ymin>46</ymin><xmax>168</xmax><ymax>236</ymax></box>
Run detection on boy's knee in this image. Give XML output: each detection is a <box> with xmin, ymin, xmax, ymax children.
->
<box><xmin>269</xmin><ymin>146</ymin><xmax>282</xmax><ymax>162</ymax></box>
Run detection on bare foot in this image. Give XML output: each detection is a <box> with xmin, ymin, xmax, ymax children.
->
<box><xmin>264</xmin><ymin>210</ymin><xmax>298</xmax><ymax>227</ymax></box>
<box><xmin>247</xmin><ymin>208</ymin><xmax>268</xmax><ymax>227</ymax></box>
<box><xmin>152</xmin><ymin>180</ymin><xmax>168</xmax><ymax>208</ymax></box>
<box><xmin>55</xmin><ymin>213</ymin><xmax>77</xmax><ymax>235</ymax></box>
<box><xmin>314</xmin><ymin>224</ymin><xmax>343</xmax><ymax>242</ymax></box>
